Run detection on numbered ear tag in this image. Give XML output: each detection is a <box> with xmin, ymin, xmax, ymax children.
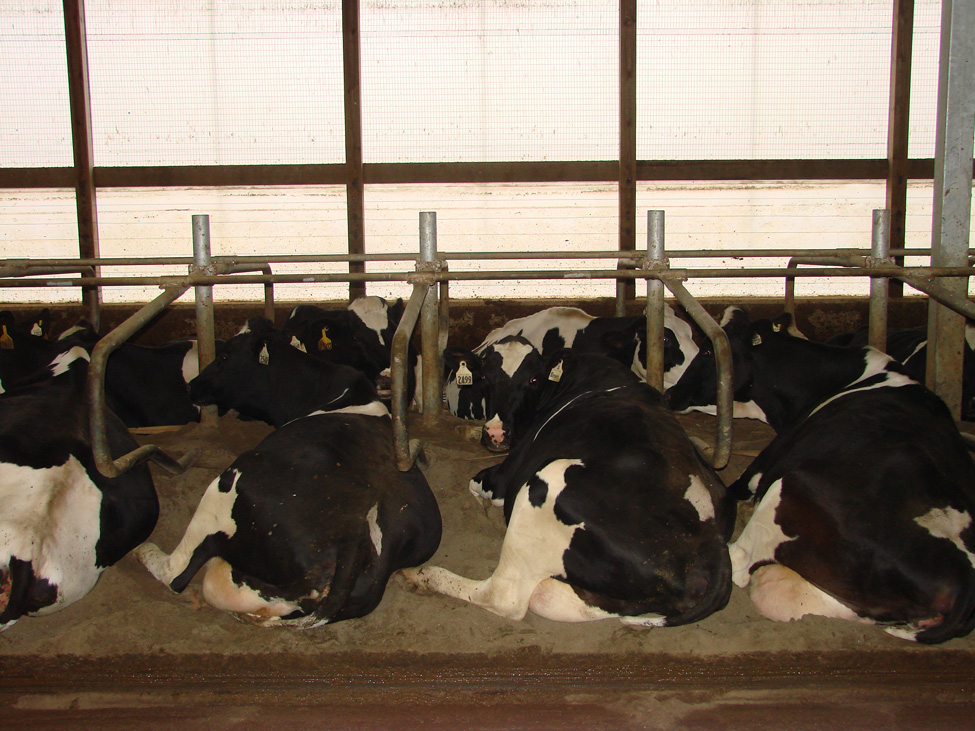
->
<box><xmin>318</xmin><ymin>327</ymin><xmax>332</xmax><ymax>351</ymax></box>
<box><xmin>258</xmin><ymin>343</ymin><xmax>270</xmax><ymax>365</ymax></box>
<box><xmin>0</xmin><ymin>325</ymin><xmax>12</xmax><ymax>350</ymax></box>
<box><xmin>31</xmin><ymin>323</ymin><xmax>44</xmax><ymax>337</ymax></box>
<box><xmin>456</xmin><ymin>361</ymin><xmax>473</xmax><ymax>386</ymax></box>
<box><xmin>751</xmin><ymin>333</ymin><xmax>763</xmax><ymax>346</ymax></box>
<box><xmin>548</xmin><ymin>360</ymin><xmax>564</xmax><ymax>382</ymax></box>
<box><xmin>289</xmin><ymin>335</ymin><xmax>307</xmax><ymax>353</ymax></box>
<box><xmin>772</xmin><ymin>323</ymin><xmax>782</xmax><ymax>333</ymax></box>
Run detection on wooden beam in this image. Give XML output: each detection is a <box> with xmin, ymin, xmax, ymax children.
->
<box><xmin>62</xmin><ymin>0</ymin><xmax>100</xmax><ymax>323</ymax></box>
<box><xmin>618</xmin><ymin>0</ymin><xmax>637</xmax><ymax>307</ymax></box>
<box><xmin>886</xmin><ymin>0</ymin><xmax>915</xmax><ymax>297</ymax></box>
<box><xmin>343</xmin><ymin>0</ymin><xmax>366</xmax><ymax>301</ymax></box>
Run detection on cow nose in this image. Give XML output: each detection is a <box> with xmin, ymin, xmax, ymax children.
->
<box><xmin>481</xmin><ymin>415</ymin><xmax>510</xmax><ymax>452</ymax></box>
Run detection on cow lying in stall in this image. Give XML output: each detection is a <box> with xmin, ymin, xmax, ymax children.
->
<box><xmin>444</xmin><ymin>305</ymin><xmax>699</xmax><ymax>451</ymax></box>
<box><xmin>665</xmin><ymin>307</ymin><xmax>975</xmax><ymax>643</ymax></box>
<box><xmin>404</xmin><ymin>350</ymin><xmax>734</xmax><ymax>626</ymax></box>
<box><xmin>828</xmin><ymin>321</ymin><xmax>975</xmax><ymax>421</ymax></box>
<box><xmin>134</xmin><ymin>318</ymin><xmax>442</xmax><ymax>627</ymax></box>
<box><xmin>1</xmin><ymin>314</ymin><xmax>204</xmax><ymax>427</ymax></box>
<box><xmin>281</xmin><ymin>295</ymin><xmax>420</xmax><ymax>406</ymax></box>
<box><xmin>1</xmin><ymin>348</ymin><xmax>159</xmax><ymax>629</ymax></box>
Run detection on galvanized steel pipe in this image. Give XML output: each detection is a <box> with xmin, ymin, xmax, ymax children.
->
<box><xmin>665</xmin><ymin>279</ymin><xmax>733</xmax><ymax>470</ymax></box>
<box><xmin>391</xmin><ymin>282</ymin><xmax>428</xmax><ymax>471</ymax></box>
<box><xmin>868</xmin><ymin>209</ymin><xmax>891</xmax><ymax>352</ymax></box>
<box><xmin>193</xmin><ymin>215</ymin><xmax>218</xmax><ymax>427</ymax></box>
<box><xmin>645</xmin><ymin>210</ymin><xmax>666</xmax><ymax>392</ymax></box>
<box><xmin>88</xmin><ymin>286</ymin><xmax>197</xmax><ymax>478</ymax></box>
<box><xmin>419</xmin><ymin>212</ymin><xmax>442</xmax><ymax>425</ymax></box>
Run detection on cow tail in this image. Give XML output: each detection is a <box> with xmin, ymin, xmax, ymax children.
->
<box><xmin>311</xmin><ymin>541</ymin><xmax>367</xmax><ymax>625</ymax></box>
<box><xmin>662</xmin><ymin>544</ymin><xmax>734</xmax><ymax>628</ymax></box>
<box><xmin>913</xmin><ymin>572</ymin><xmax>975</xmax><ymax>645</ymax></box>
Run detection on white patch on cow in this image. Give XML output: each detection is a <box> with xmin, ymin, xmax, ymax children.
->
<box><xmin>902</xmin><ymin>341</ymin><xmax>926</xmax><ymax>368</ymax></box>
<box><xmin>967</xmin><ymin>323</ymin><xmax>975</xmax><ymax>352</ymax></box>
<box><xmin>402</xmin><ymin>458</ymin><xmax>585</xmax><ymax>621</ymax></box>
<box><xmin>200</xmin><ymin>557</ymin><xmax>302</xmax><ymax>625</ymax></box>
<box><xmin>492</xmin><ymin>339</ymin><xmax>535</xmax><ymax>378</ymax></box>
<box><xmin>719</xmin><ymin>306</ymin><xmax>743</xmax><ymax>328</ymax></box>
<box><xmin>747</xmin><ymin>472</ymin><xmax>763</xmax><ymax>496</ymax></box>
<box><xmin>475</xmin><ymin>307</ymin><xmax>594</xmax><ymax>353</ymax></box>
<box><xmin>469</xmin><ymin>476</ymin><xmax>503</xmax><ymax>506</ymax></box>
<box><xmin>681</xmin><ymin>399</ymin><xmax>768</xmax><ymax>423</ymax></box>
<box><xmin>49</xmin><ymin>346</ymin><xmax>90</xmax><ymax>377</ymax></box>
<box><xmin>366</xmin><ymin>503</ymin><xmax>383</xmax><ymax>556</ymax></box>
<box><xmin>57</xmin><ymin>323</ymin><xmax>85</xmax><ymax>340</ymax></box>
<box><xmin>810</xmin><ymin>348</ymin><xmax>915</xmax><ymax>417</ymax></box>
<box><xmin>747</xmin><ymin>564</ymin><xmax>860</xmax><ymax>623</ymax></box>
<box><xmin>662</xmin><ymin>308</ymin><xmax>699</xmax><ymax>387</ymax></box>
<box><xmin>348</xmin><ymin>296</ymin><xmax>389</xmax><ymax>345</ymax></box>
<box><xmin>134</xmin><ymin>470</ymin><xmax>242</xmax><ymax>586</ymax></box>
<box><xmin>308</xmin><ymin>400</ymin><xmax>390</xmax><ymax>418</ymax></box>
<box><xmin>728</xmin><ymin>479</ymin><xmax>795</xmax><ymax>588</ymax></box>
<box><xmin>237</xmin><ymin>321</ymin><xmax>252</xmax><ymax>334</ymax></box>
<box><xmin>527</xmin><ymin>577</ymin><xmax>618</xmax><ymax>623</ymax></box>
<box><xmin>0</xmin><ymin>457</ymin><xmax>103</xmax><ymax>618</ymax></box>
<box><xmin>914</xmin><ymin>507</ymin><xmax>975</xmax><ymax>569</ymax></box>
<box><xmin>683</xmin><ymin>475</ymin><xmax>715</xmax><ymax>522</ymax></box>
<box><xmin>181</xmin><ymin>341</ymin><xmax>200</xmax><ymax>383</ymax></box>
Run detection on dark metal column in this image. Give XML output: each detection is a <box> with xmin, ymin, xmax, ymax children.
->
<box><xmin>925</xmin><ymin>0</ymin><xmax>975</xmax><ymax>420</ymax></box>
<box><xmin>885</xmin><ymin>0</ymin><xmax>914</xmax><ymax>298</ymax></box>
<box><xmin>616</xmin><ymin>0</ymin><xmax>637</xmax><ymax>314</ymax></box>
<box><xmin>343</xmin><ymin>0</ymin><xmax>366</xmax><ymax>301</ymax></box>
<box><xmin>62</xmin><ymin>0</ymin><xmax>101</xmax><ymax>329</ymax></box>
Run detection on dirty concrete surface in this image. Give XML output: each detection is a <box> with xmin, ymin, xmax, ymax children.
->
<box><xmin>3</xmin><ymin>407</ymin><xmax>975</xmax><ymax>729</ymax></box>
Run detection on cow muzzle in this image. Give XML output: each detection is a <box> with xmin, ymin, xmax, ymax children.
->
<box><xmin>480</xmin><ymin>416</ymin><xmax>510</xmax><ymax>452</ymax></box>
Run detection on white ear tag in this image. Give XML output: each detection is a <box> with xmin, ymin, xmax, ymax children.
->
<box><xmin>548</xmin><ymin>360</ymin><xmax>564</xmax><ymax>382</ymax></box>
<box><xmin>456</xmin><ymin>361</ymin><xmax>473</xmax><ymax>386</ymax></box>
<box><xmin>289</xmin><ymin>335</ymin><xmax>307</xmax><ymax>353</ymax></box>
<box><xmin>259</xmin><ymin>344</ymin><xmax>270</xmax><ymax>365</ymax></box>
<box><xmin>31</xmin><ymin>323</ymin><xmax>43</xmax><ymax>337</ymax></box>
<box><xmin>772</xmin><ymin>323</ymin><xmax>782</xmax><ymax>333</ymax></box>
<box><xmin>751</xmin><ymin>333</ymin><xmax>763</xmax><ymax>346</ymax></box>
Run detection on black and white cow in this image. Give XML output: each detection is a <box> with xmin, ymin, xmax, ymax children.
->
<box><xmin>282</xmin><ymin>296</ymin><xmax>418</xmax><ymax>398</ymax></box>
<box><xmin>666</xmin><ymin>307</ymin><xmax>975</xmax><ymax>643</ymax></box>
<box><xmin>0</xmin><ymin>348</ymin><xmax>159</xmax><ymax>629</ymax></box>
<box><xmin>0</xmin><ymin>317</ymin><xmax>205</xmax><ymax>427</ymax></box>
<box><xmin>828</xmin><ymin>322</ymin><xmax>975</xmax><ymax>421</ymax></box>
<box><xmin>135</xmin><ymin>320</ymin><xmax>441</xmax><ymax>627</ymax></box>
<box><xmin>443</xmin><ymin>335</ymin><xmax>546</xmax><ymax>451</ymax></box>
<box><xmin>404</xmin><ymin>350</ymin><xmax>734</xmax><ymax>626</ymax></box>
<box><xmin>445</xmin><ymin>306</ymin><xmax>698</xmax><ymax>451</ymax></box>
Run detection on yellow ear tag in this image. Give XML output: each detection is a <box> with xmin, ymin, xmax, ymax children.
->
<box><xmin>289</xmin><ymin>335</ymin><xmax>307</xmax><ymax>353</ymax></box>
<box><xmin>548</xmin><ymin>360</ymin><xmax>564</xmax><ymax>382</ymax></box>
<box><xmin>0</xmin><ymin>325</ymin><xmax>13</xmax><ymax>350</ymax></box>
<box><xmin>318</xmin><ymin>327</ymin><xmax>332</xmax><ymax>351</ymax></box>
<box><xmin>772</xmin><ymin>323</ymin><xmax>782</xmax><ymax>333</ymax></box>
<box><xmin>456</xmin><ymin>361</ymin><xmax>473</xmax><ymax>386</ymax></box>
<box><xmin>259</xmin><ymin>344</ymin><xmax>270</xmax><ymax>365</ymax></box>
<box><xmin>751</xmin><ymin>333</ymin><xmax>763</xmax><ymax>346</ymax></box>
<box><xmin>31</xmin><ymin>322</ymin><xmax>44</xmax><ymax>337</ymax></box>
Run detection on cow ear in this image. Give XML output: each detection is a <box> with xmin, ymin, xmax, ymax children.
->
<box><xmin>443</xmin><ymin>345</ymin><xmax>479</xmax><ymax>373</ymax></box>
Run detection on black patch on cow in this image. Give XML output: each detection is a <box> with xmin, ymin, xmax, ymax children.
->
<box><xmin>540</xmin><ymin>328</ymin><xmax>567</xmax><ymax>356</ymax></box>
<box><xmin>218</xmin><ymin>470</ymin><xmax>238</xmax><ymax>493</ymax></box>
<box><xmin>0</xmin><ymin>557</ymin><xmax>59</xmax><ymax>625</ymax></box>
<box><xmin>526</xmin><ymin>473</ymin><xmax>548</xmax><ymax>507</ymax></box>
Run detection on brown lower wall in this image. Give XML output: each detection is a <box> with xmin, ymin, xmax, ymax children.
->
<box><xmin>4</xmin><ymin>296</ymin><xmax>930</xmax><ymax>347</ymax></box>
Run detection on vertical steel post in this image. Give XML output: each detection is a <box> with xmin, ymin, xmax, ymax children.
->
<box><xmin>868</xmin><ymin>209</ymin><xmax>890</xmax><ymax>353</ymax></box>
<box><xmin>925</xmin><ymin>0</ymin><xmax>974</xmax><ymax>420</ymax></box>
<box><xmin>193</xmin><ymin>215</ymin><xmax>218</xmax><ymax>426</ymax></box>
<box><xmin>645</xmin><ymin>210</ymin><xmax>666</xmax><ymax>392</ymax></box>
<box><xmin>419</xmin><ymin>212</ymin><xmax>442</xmax><ymax>425</ymax></box>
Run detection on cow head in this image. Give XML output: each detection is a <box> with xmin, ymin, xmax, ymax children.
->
<box><xmin>190</xmin><ymin>318</ymin><xmax>376</xmax><ymax>426</ymax></box>
<box><xmin>664</xmin><ymin>306</ymin><xmax>775</xmax><ymax>423</ymax></box>
<box><xmin>444</xmin><ymin>335</ymin><xmax>545</xmax><ymax>452</ymax></box>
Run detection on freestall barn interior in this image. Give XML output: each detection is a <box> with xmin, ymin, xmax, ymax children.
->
<box><xmin>2</xmin><ymin>1</ymin><xmax>975</xmax><ymax>728</ymax></box>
